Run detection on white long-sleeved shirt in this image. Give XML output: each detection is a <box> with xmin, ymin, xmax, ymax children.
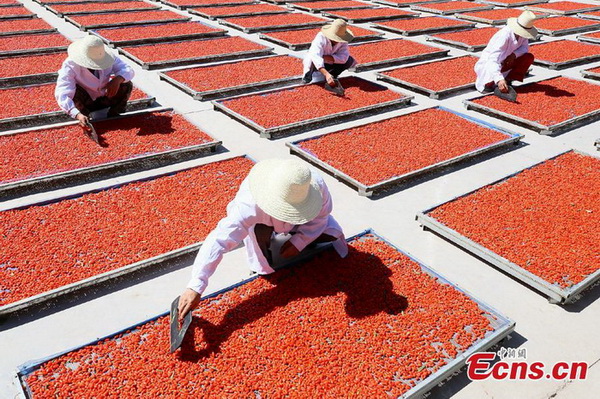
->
<box><xmin>187</xmin><ymin>172</ymin><xmax>348</xmax><ymax>296</ymax></box>
<box><xmin>302</xmin><ymin>32</ymin><xmax>351</xmax><ymax>74</ymax></box>
<box><xmin>55</xmin><ymin>57</ymin><xmax>135</xmax><ymax>118</ymax></box>
<box><xmin>474</xmin><ymin>26</ymin><xmax>529</xmax><ymax>92</ymax></box>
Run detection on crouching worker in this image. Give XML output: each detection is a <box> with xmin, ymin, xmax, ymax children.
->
<box><xmin>55</xmin><ymin>35</ymin><xmax>135</xmax><ymax>129</ymax></box>
<box><xmin>178</xmin><ymin>158</ymin><xmax>348</xmax><ymax>319</ymax></box>
<box><xmin>302</xmin><ymin>19</ymin><xmax>356</xmax><ymax>87</ymax></box>
<box><xmin>475</xmin><ymin>11</ymin><xmax>538</xmax><ymax>94</ymax></box>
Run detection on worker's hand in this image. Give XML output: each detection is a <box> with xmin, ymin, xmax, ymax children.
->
<box><xmin>280</xmin><ymin>240</ymin><xmax>300</xmax><ymax>259</ymax></box>
<box><xmin>325</xmin><ymin>73</ymin><xmax>336</xmax><ymax>87</ymax></box>
<box><xmin>178</xmin><ymin>288</ymin><xmax>201</xmax><ymax>322</ymax></box>
<box><xmin>497</xmin><ymin>79</ymin><xmax>509</xmax><ymax>93</ymax></box>
<box><xmin>502</xmin><ymin>53</ymin><xmax>516</xmax><ymax>69</ymax></box>
<box><xmin>103</xmin><ymin>76</ymin><xmax>124</xmax><ymax>98</ymax></box>
<box><xmin>76</xmin><ymin>113</ymin><xmax>90</xmax><ymax>129</ymax></box>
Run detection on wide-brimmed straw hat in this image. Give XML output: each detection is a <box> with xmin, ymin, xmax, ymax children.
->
<box><xmin>248</xmin><ymin>159</ymin><xmax>323</xmax><ymax>225</ymax></box>
<box><xmin>507</xmin><ymin>11</ymin><xmax>538</xmax><ymax>40</ymax></box>
<box><xmin>68</xmin><ymin>35</ymin><xmax>115</xmax><ymax>70</ymax></box>
<box><xmin>321</xmin><ymin>19</ymin><xmax>354</xmax><ymax>43</ymax></box>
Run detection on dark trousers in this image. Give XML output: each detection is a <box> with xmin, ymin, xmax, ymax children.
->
<box><xmin>307</xmin><ymin>56</ymin><xmax>356</xmax><ymax>79</ymax></box>
<box><xmin>501</xmin><ymin>53</ymin><xmax>534</xmax><ymax>83</ymax></box>
<box><xmin>254</xmin><ymin>223</ymin><xmax>337</xmax><ymax>264</ymax></box>
<box><xmin>72</xmin><ymin>81</ymin><xmax>133</xmax><ymax>117</ymax></box>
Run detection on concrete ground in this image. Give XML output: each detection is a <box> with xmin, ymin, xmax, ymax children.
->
<box><xmin>1</xmin><ymin>0</ymin><xmax>599</xmax><ymax>398</ymax></box>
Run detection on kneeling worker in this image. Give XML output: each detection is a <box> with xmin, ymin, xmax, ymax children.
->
<box><xmin>302</xmin><ymin>19</ymin><xmax>356</xmax><ymax>87</ymax></box>
<box><xmin>178</xmin><ymin>158</ymin><xmax>348</xmax><ymax>319</ymax></box>
<box><xmin>475</xmin><ymin>11</ymin><xmax>538</xmax><ymax>93</ymax></box>
<box><xmin>55</xmin><ymin>35</ymin><xmax>135</xmax><ymax>129</ymax></box>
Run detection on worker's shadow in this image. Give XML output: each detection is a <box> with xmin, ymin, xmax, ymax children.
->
<box><xmin>521</xmin><ymin>82</ymin><xmax>575</xmax><ymax>98</ymax></box>
<box><xmin>93</xmin><ymin>113</ymin><xmax>177</xmax><ymax>145</ymax></box>
<box><xmin>178</xmin><ymin>247</ymin><xmax>408</xmax><ymax>362</ymax></box>
<box><xmin>337</xmin><ymin>76</ymin><xmax>389</xmax><ymax>94</ymax></box>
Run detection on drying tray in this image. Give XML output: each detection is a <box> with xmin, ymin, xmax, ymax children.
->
<box><xmin>463</xmin><ymin>78</ymin><xmax>600</xmax><ymax>135</ymax></box>
<box><xmin>526</xmin><ymin>3</ymin><xmax>600</xmax><ymax>16</ymax></box>
<box><xmin>0</xmin><ymin>107</ymin><xmax>223</xmax><ymax>201</ymax></box>
<box><xmin>218</xmin><ymin>15</ymin><xmax>329</xmax><ymax>33</ymax></box>
<box><xmin>159</xmin><ymin>0</ymin><xmax>258</xmax><ymax>9</ymax></box>
<box><xmin>0</xmin><ymin>10</ymin><xmax>34</xmax><ymax>20</ymax></box>
<box><xmin>351</xmin><ymin>43</ymin><xmax>448</xmax><ymax>72</ymax></box>
<box><xmin>189</xmin><ymin>7</ymin><xmax>288</xmax><ymax>20</ymax></box>
<box><xmin>426</xmin><ymin>32</ymin><xmax>488</xmax><ymax>51</ymax></box>
<box><xmin>290</xmin><ymin>2</ymin><xmax>374</xmax><ymax>13</ymax></box>
<box><xmin>159</xmin><ymin>57</ymin><xmax>302</xmax><ymax>101</ymax></box>
<box><xmin>0</xmin><ymin>70</ymin><xmax>59</xmax><ymax>89</ymax></box>
<box><xmin>580</xmin><ymin>67</ymin><xmax>600</xmax><ymax>80</ymax></box>
<box><xmin>212</xmin><ymin>78</ymin><xmax>413</xmax><ymax>139</ymax></box>
<box><xmin>372</xmin><ymin>0</ymin><xmax>448</xmax><ymax>8</ymax></box>
<box><xmin>287</xmin><ymin>106</ymin><xmax>522</xmax><ymax>196</ymax></box>
<box><xmin>410</xmin><ymin>3</ymin><xmax>493</xmax><ymax>15</ymax></box>
<box><xmin>0</xmin><ymin>95</ymin><xmax>155</xmax><ymax>133</ymax></box>
<box><xmin>479</xmin><ymin>0</ymin><xmax>548</xmax><ymax>6</ymax></box>
<box><xmin>118</xmin><ymin>39</ymin><xmax>273</xmax><ymax>70</ymax></box>
<box><xmin>372</xmin><ymin>18</ymin><xmax>475</xmax><ymax>36</ymax></box>
<box><xmin>14</xmin><ymin>229</ymin><xmax>515</xmax><ymax>399</ymax></box>
<box><xmin>376</xmin><ymin>58</ymin><xmax>476</xmax><ymax>98</ymax></box>
<box><xmin>577</xmin><ymin>32</ymin><xmax>600</xmax><ymax>45</ymax></box>
<box><xmin>0</xmin><ymin>154</ymin><xmax>241</xmax><ymax>318</ymax></box>
<box><xmin>258</xmin><ymin>28</ymin><xmax>383</xmax><ymax>50</ymax></box>
<box><xmin>416</xmin><ymin>149</ymin><xmax>600</xmax><ymax>304</ymax></box>
<box><xmin>579</xmin><ymin>12</ymin><xmax>600</xmax><ymax>21</ymax></box>
<box><xmin>531</xmin><ymin>42</ymin><xmax>600</xmax><ymax>70</ymax></box>
<box><xmin>321</xmin><ymin>9</ymin><xmax>417</xmax><ymax>23</ymax></box>
<box><xmin>537</xmin><ymin>20</ymin><xmax>600</xmax><ymax>36</ymax></box>
<box><xmin>91</xmin><ymin>24</ymin><xmax>226</xmax><ymax>47</ymax></box>
<box><xmin>65</xmin><ymin>12</ymin><xmax>191</xmax><ymax>31</ymax></box>
<box><xmin>0</xmin><ymin>22</ymin><xmax>56</xmax><ymax>37</ymax></box>
<box><xmin>478</xmin><ymin>0</ymin><xmax>550</xmax><ymax>8</ymax></box>
<box><xmin>0</xmin><ymin>43</ymin><xmax>67</xmax><ymax>58</ymax></box>
<box><xmin>46</xmin><ymin>3</ymin><xmax>160</xmax><ymax>17</ymax></box>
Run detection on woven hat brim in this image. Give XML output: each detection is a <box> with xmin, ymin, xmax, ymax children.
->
<box><xmin>68</xmin><ymin>40</ymin><xmax>115</xmax><ymax>71</ymax></box>
<box><xmin>248</xmin><ymin>160</ymin><xmax>323</xmax><ymax>225</ymax></box>
<box><xmin>507</xmin><ymin>18</ymin><xmax>538</xmax><ymax>40</ymax></box>
<box><xmin>321</xmin><ymin>25</ymin><xmax>354</xmax><ymax>43</ymax></box>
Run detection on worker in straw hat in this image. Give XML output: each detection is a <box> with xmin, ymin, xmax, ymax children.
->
<box><xmin>55</xmin><ymin>35</ymin><xmax>135</xmax><ymax>129</ymax></box>
<box><xmin>178</xmin><ymin>158</ymin><xmax>348</xmax><ymax>319</ymax></box>
<box><xmin>302</xmin><ymin>19</ymin><xmax>357</xmax><ymax>87</ymax></box>
<box><xmin>475</xmin><ymin>11</ymin><xmax>538</xmax><ymax>93</ymax></box>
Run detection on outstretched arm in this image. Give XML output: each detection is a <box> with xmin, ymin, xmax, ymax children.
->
<box><xmin>178</xmin><ymin>201</ymin><xmax>251</xmax><ymax>320</ymax></box>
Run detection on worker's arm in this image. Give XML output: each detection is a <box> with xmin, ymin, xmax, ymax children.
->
<box><xmin>110</xmin><ymin>56</ymin><xmax>135</xmax><ymax>82</ymax></box>
<box><xmin>104</xmin><ymin>57</ymin><xmax>135</xmax><ymax>98</ymax></box>
<box><xmin>307</xmin><ymin>34</ymin><xmax>336</xmax><ymax>86</ymax></box>
<box><xmin>284</xmin><ymin>175</ymin><xmax>333</xmax><ymax>256</ymax></box>
<box><xmin>55</xmin><ymin>60</ymin><xmax>86</xmax><ymax>124</ymax></box>
<box><xmin>513</xmin><ymin>39</ymin><xmax>529</xmax><ymax>58</ymax></box>
<box><xmin>331</xmin><ymin>43</ymin><xmax>350</xmax><ymax>65</ymax></box>
<box><xmin>485</xmin><ymin>30</ymin><xmax>511</xmax><ymax>86</ymax></box>
<box><xmin>178</xmin><ymin>200</ymin><xmax>251</xmax><ymax>319</ymax></box>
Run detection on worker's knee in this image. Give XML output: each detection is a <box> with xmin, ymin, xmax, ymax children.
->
<box><xmin>519</xmin><ymin>52</ymin><xmax>535</xmax><ymax>64</ymax></box>
<box><xmin>343</xmin><ymin>56</ymin><xmax>356</xmax><ymax>69</ymax></box>
<box><xmin>254</xmin><ymin>223</ymin><xmax>274</xmax><ymax>244</ymax></box>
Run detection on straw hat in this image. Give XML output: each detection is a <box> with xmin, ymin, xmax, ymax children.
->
<box><xmin>68</xmin><ymin>35</ymin><xmax>115</xmax><ymax>70</ymax></box>
<box><xmin>248</xmin><ymin>159</ymin><xmax>323</xmax><ymax>225</ymax></box>
<box><xmin>507</xmin><ymin>11</ymin><xmax>538</xmax><ymax>40</ymax></box>
<box><xmin>321</xmin><ymin>19</ymin><xmax>354</xmax><ymax>43</ymax></box>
